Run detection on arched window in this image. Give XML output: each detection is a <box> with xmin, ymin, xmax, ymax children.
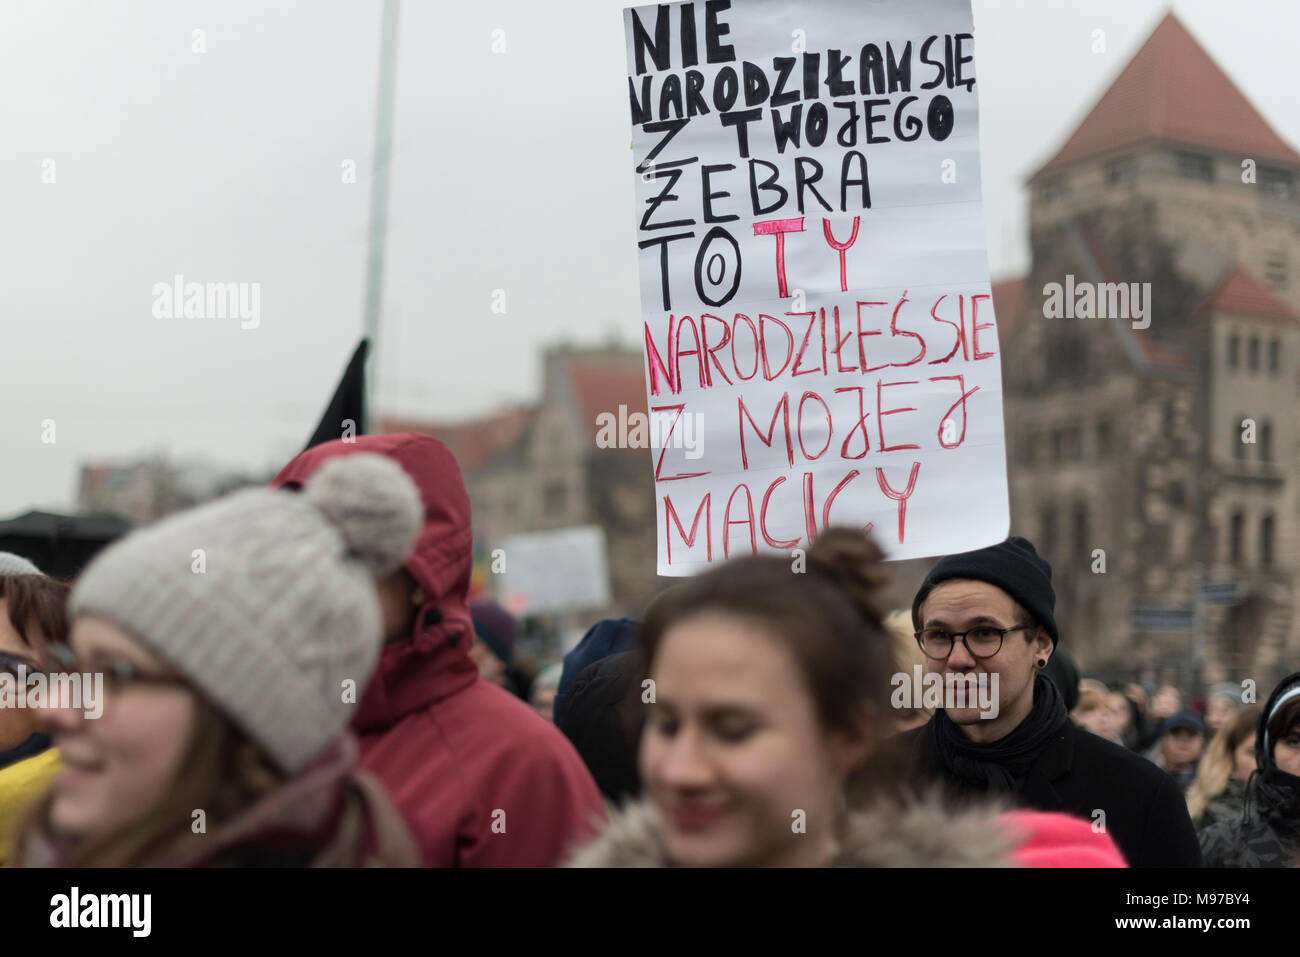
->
<box><xmin>1261</xmin><ymin>514</ymin><xmax>1275</xmax><ymax>567</ymax></box>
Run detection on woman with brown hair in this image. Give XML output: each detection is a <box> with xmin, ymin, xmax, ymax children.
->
<box><xmin>0</xmin><ymin>563</ymin><xmax>70</xmax><ymax>865</ymax></box>
<box><xmin>15</xmin><ymin>455</ymin><xmax>424</xmax><ymax>867</ymax></box>
<box><xmin>1186</xmin><ymin>704</ymin><xmax>1260</xmax><ymax>831</ymax></box>
<box><xmin>566</xmin><ymin>529</ymin><xmax>1123</xmax><ymax>867</ymax></box>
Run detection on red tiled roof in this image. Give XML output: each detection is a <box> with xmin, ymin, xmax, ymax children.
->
<box><xmin>1034</xmin><ymin>13</ymin><xmax>1300</xmax><ymax>179</ymax></box>
<box><xmin>1200</xmin><ymin>266</ymin><xmax>1297</xmax><ymax>323</ymax></box>
<box><xmin>377</xmin><ymin>406</ymin><xmax>535</xmax><ymax>472</ymax></box>
<box><xmin>991</xmin><ymin>276</ymin><xmax>1027</xmax><ymax>341</ymax></box>
<box><xmin>568</xmin><ymin>362</ymin><xmax>649</xmax><ymax>445</ymax></box>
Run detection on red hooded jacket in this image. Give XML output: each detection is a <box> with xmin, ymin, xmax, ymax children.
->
<box><xmin>274</xmin><ymin>434</ymin><xmax>605</xmax><ymax>866</ymax></box>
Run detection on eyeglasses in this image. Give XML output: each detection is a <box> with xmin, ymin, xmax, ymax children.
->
<box><xmin>46</xmin><ymin>643</ymin><xmax>191</xmax><ymax>695</ymax></box>
<box><xmin>914</xmin><ymin>625</ymin><xmax>1034</xmax><ymax>660</ymax></box>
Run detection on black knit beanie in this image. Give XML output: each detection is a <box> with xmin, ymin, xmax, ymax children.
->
<box><xmin>911</xmin><ymin>536</ymin><xmax>1059</xmax><ymax>646</ymax></box>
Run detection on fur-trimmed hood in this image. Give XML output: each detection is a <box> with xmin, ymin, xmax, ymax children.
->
<box><xmin>565</xmin><ymin>791</ymin><xmax>1018</xmax><ymax>867</ymax></box>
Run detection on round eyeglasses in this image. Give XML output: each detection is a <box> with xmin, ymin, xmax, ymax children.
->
<box><xmin>914</xmin><ymin>624</ymin><xmax>1033</xmax><ymax>660</ymax></box>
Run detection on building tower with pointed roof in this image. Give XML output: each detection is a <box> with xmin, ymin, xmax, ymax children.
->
<box><xmin>998</xmin><ymin>13</ymin><xmax>1300</xmax><ymax>689</ymax></box>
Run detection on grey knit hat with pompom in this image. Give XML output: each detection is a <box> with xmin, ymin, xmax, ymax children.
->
<box><xmin>70</xmin><ymin>453</ymin><xmax>422</xmax><ymax>774</ymax></box>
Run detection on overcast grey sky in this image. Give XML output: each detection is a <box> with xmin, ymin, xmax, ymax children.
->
<box><xmin>4</xmin><ymin>0</ymin><xmax>1298</xmax><ymax>514</ymax></box>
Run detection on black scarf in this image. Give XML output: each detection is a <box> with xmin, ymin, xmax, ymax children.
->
<box><xmin>928</xmin><ymin>672</ymin><xmax>1069</xmax><ymax>794</ymax></box>
<box><xmin>0</xmin><ymin>732</ymin><xmax>51</xmax><ymax>771</ymax></box>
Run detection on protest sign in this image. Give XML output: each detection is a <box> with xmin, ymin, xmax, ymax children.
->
<box><xmin>499</xmin><ymin>525</ymin><xmax>612</xmax><ymax>615</ymax></box>
<box><xmin>622</xmin><ymin>0</ymin><xmax>1009</xmax><ymax>575</ymax></box>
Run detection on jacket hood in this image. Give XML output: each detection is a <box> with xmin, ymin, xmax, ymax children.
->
<box><xmin>273</xmin><ymin>434</ymin><xmax>478</xmax><ymax>731</ymax></box>
<box><xmin>565</xmin><ymin>790</ymin><xmax>1018</xmax><ymax>867</ymax></box>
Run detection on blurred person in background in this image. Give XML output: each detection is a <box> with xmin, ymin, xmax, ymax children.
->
<box><xmin>1200</xmin><ymin>673</ymin><xmax>1300</xmax><ymax>867</ymax></box>
<box><xmin>883</xmin><ymin>610</ymin><xmax>932</xmax><ymax>733</ymax></box>
<box><xmin>1146</xmin><ymin>712</ymin><xmax>1205</xmax><ymax>794</ymax></box>
<box><xmin>1078</xmin><ymin>678</ymin><xmax>1108</xmax><ymax>698</ymax></box>
<box><xmin>557</xmin><ymin>649</ymin><xmax>642</xmax><ymax>805</ymax></box>
<box><xmin>1203</xmin><ymin>684</ymin><xmax>1242</xmax><ymax>737</ymax></box>
<box><xmin>1107</xmin><ymin>691</ymin><xmax>1134</xmax><ymax>748</ymax></box>
<box><xmin>1133</xmin><ymin>684</ymin><xmax>1183</xmax><ymax>752</ymax></box>
<box><xmin>530</xmin><ymin>664</ymin><xmax>561</xmax><ymax>722</ymax></box>
<box><xmin>274</xmin><ymin>435</ymin><xmax>604</xmax><ymax>866</ymax></box>
<box><xmin>16</xmin><ymin>456</ymin><xmax>422</xmax><ymax>867</ymax></box>
<box><xmin>1186</xmin><ymin>704</ymin><xmax>1261</xmax><ymax>832</ymax></box>
<box><xmin>554</xmin><ymin>617</ymin><xmax>637</xmax><ymax>722</ymax></box>
<box><xmin>0</xmin><ymin>557</ymin><xmax>69</xmax><ymax>866</ymax></box>
<box><xmin>1071</xmin><ymin>689</ymin><xmax>1119</xmax><ymax>743</ymax></box>
<box><xmin>469</xmin><ymin>599</ymin><xmax>532</xmax><ymax>700</ymax></box>
<box><xmin>567</xmin><ymin>529</ymin><xmax>1123</xmax><ymax>868</ymax></box>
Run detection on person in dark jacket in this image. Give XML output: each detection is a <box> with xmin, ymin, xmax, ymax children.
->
<box><xmin>893</xmin><ymin>536</ymin><xmax>1202</xmax><ymax>868</ymax></box>
<box><xmin>273</xmin><ymin>435</ymin><xmax>605</xmax><ymax>866</ymax></box>
<box><xmin>554</xmin><ymin>617</ymin><xmax>637</xmax><ymax>722</ymax></box>
<box><xmin>557</xmin><ymin>649</ymin><xmax>642</xmax><ymax>804</ymax></box>
<box><xmin>1200</xmin><ymin>672</ymin><xmax>1300</xmax><ymax>867</ymax></box>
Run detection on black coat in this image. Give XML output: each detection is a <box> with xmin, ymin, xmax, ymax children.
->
<box><xmin>895</xmin><ymin>719</ymin><xmax>1202</xmax><ymax>867</ymax></box>
<box><xmin>556</xmin><ymin>651</ymin><xmax>642</xmax><ymax>804</ymax></box>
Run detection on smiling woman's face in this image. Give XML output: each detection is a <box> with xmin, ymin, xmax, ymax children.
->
<box><xmin>42</xmin><ymin>615</ymin><xmax>197</xmax><ymax>841</ymax></box>
<box><xmin>639</xmin><ymin>612</ymin><xmax>858</xmax><ymax>868</ymax></box>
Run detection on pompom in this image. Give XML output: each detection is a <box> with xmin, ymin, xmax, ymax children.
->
<box><xmin>303</xmin><ymin>454</ymin><xmax>422</xmax><ymax>575</ymax></box>
<box><xmin>807</xmin><ymin>527</ymin><xmax>888</xmax><ymax>629</ymax></box>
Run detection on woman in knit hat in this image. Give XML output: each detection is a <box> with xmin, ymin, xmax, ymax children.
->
<box><xmin>1200</xmin><ymin>672</ymin><xmax>1300</xmax><ymax>867</ymax></box>
<box><xmin>15</xmin><ymin>455</ymin><xmax>423</xmax><ymax>867</ymax></box>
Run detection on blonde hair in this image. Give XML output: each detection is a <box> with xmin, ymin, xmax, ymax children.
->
<box><xmin>1186</xmin><ymin>704</ymin><xmax>1260</xmax><ymax>820</ymax></box>
<box><xmin>1072</xmin><ymin>689</ymin><xmax>1107</xmax><ymax>718</ymax></box>
<box><xmin>883</xmin><ymin>609</ymin><xmax>931</xmax><ymax>726</ymax></box>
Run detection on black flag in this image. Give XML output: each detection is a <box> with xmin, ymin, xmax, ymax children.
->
<box><xmin>304</xmin><ymin>339</ymin><xmax>368</xmax><ymax>452</ymax></box>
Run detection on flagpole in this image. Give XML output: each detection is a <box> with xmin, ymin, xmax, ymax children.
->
<box><xmin>362</xmin><ymin>0</ymin><xmax>402</xmax><ymax>431</ymax></box>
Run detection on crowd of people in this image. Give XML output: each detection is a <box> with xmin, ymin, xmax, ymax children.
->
<box><xmin>0</xmin><ymin>432</ymin><xmax>1296</xmax><ymax>868</ymax></box>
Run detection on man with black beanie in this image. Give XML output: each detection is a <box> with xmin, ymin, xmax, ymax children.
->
<box><xmin>893</xmin><ymin>536</ymin><xmax>1202</xmax><ymax>867</ymax></box>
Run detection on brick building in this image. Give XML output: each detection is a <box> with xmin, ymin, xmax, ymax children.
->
<box><xmin>999</xmin><ymin>14</ymin><xmax>1300</xmax><ymax>689</ymax></box>
<box><xmin>379</xmin><ymin>343</ymin><xmax>656</xmax><ymax>616</ymax></box>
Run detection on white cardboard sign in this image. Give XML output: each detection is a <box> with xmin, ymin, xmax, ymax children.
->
<box><xmin>622</xmin><ymin>0</ymin><xmax>1009</xmax><ymax>575</ymax></box>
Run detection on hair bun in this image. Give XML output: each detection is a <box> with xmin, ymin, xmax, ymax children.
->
<box><xmin>807</xmin><ymin>527</ymin><xmax>888</xmax><ymax>629</ymax></box>
<box><xmin>303</xmin><ymin>454</ymin><xmax>423</xmax><ymax>575</ymax></box>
